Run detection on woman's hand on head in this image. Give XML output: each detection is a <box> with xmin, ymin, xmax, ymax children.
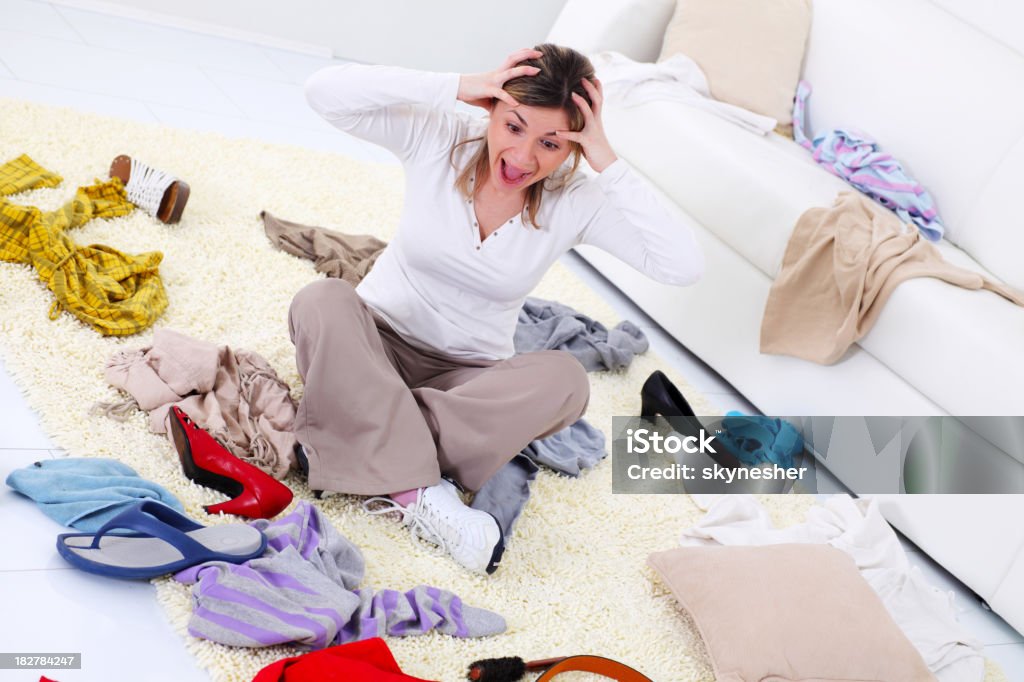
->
<box><xmin>555</xmin><ymin>77</ymin><xmax>619</xmax><ymax>173</ymax></box>
<box><xmin>457</xmin><ymin>48</ymin><xmax>542</xmax><ymax>111</ymax></box>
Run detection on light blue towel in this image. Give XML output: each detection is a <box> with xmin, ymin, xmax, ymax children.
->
<box><xmin>6</xmin><ymin>458</ymin><xmax>184</xmax><ymax>532</ymax></box>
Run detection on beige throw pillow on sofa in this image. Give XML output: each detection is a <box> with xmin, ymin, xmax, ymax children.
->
<box><xmin>648</xmin><ymin>544</ymin><xmax>937</xmax><ymax>682</ymax></box>
<box><xmin>658</xmin><ymin>0</ymin><xmax>812</xmax><ymax>135</ymax></box>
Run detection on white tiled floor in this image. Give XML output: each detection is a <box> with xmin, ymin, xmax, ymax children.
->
<box><xmin>0</xmin><ymin>444</ymin><xmax>209</xmax><ymax>682</ymax></box>
<box><xmin>1</xmin><ymin>3</ymin><xmax>1022</xmax><ymax>680</ymax></box>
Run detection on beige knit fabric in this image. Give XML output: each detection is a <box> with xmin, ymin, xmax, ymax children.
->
<box><xmin>760</xmin><ymin>192</ymin><xmax>1024</xmax><ymax>364</ymax></box>
<box><xmin>262</xmin><ymin>210</ymin><xmax>385</xmax><ymax>285</ymax></box>
<box><xmin>103</xmin><ymin>328</ymin><xmax>298</xmax><ymax>478</ymax></box>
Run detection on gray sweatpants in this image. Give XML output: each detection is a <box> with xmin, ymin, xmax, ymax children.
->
<box><xmin>288</xmin><ymin>278</ymin><xmax>590</xmax><ymax>495</ymax></box>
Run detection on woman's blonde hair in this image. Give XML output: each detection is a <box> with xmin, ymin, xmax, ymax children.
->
<box><xmin>450</xmin><ymin>43</ymin><xmax>595</xmax><ymax>228</ymax></box>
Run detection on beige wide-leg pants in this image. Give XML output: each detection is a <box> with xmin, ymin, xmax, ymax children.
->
<box><xmin>289</xmin><ymin>279</ymin><xmax>590</xmax><ymax>495</ymax></box>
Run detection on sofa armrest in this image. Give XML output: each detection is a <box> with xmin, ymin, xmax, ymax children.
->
<box><xmin>546</xmin><ymin>0</ymin><xmax>676</xmax><ymax>63</ymax></box>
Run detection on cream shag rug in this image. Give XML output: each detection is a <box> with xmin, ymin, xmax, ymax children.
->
<box><xmin>0</xmin><ymin>100</ymin><xmax>1006</xmax><ymax>682</ymax></box>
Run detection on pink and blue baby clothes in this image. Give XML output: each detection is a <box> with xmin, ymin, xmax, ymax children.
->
<box><xmin>792</xmin><ymin>80</ymin><xmax>945</xmax><ymax>242</ymax></box>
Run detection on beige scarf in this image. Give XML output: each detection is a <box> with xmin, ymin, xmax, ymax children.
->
<box><xmin>98</xmin><ymin>328</ymin><xmax>297</xmax><ymax>478</ymax></box>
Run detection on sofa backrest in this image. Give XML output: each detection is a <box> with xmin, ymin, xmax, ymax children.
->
<box><xmin>546</xmin><ymin>0</ymin><xmax>676</xmax><ymax>64</ymax></box>
<box><xmin>547</xmin><ymin>0</ymin><xmax>1024</xmax><ymax>290</ymax></box>
<box><xmin>801</xmin><ymin>0</ymin><xmax>1024</xmax><ymax>289</ymax></box>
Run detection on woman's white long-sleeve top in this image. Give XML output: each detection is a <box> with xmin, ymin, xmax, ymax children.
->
<box><xmin>305</xmin><ymin>63</ymin><xmax>703</xmax><ymax>360</ymax></box>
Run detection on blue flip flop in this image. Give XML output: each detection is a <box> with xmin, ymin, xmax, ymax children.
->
<box><xmin>56</xmin><ymin>500</ymin><xmax>267</xmax><ymax>579</ymax></box>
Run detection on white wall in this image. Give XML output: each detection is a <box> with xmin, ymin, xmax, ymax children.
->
<box><xmin>61</xmin><ymin>0</ymin><xmax>569</xmax><ymax>71</ymax></box>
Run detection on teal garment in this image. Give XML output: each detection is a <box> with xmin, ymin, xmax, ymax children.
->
<box><xmin>6</xmin><ymin>457</ymin><xmax>184</xmax><ymax>532</ymax></box>
<box><xmin>718</xmin><ymin>413</ymin><xmax>805</xmax><ymax>469</ymax></box>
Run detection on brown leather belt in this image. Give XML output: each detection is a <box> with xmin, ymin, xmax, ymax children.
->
<box><xmin>535</xmin><ymin>655</ymin><xmax>652</xmax><ymax>681</ymax></box>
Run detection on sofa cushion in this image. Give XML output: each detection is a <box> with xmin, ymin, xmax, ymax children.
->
<box><xmin>603</xmin><ymin>99</ymin><xmax>845</xmax><ymax>279</ymax></box>
<box><xmin>602</xmin><ymin>98</ymin><xmax>1024</xmax><ymax>415</ymax></box>
<box><xmin>647</xmin><ymin>544</ymin><xmax>936</xmax><ymax>682</ymax></box>
<box><xmin>658</xmin><ymin>0</ymin><xmax>811</xmax><ymax>133</ymax></box>
<box><xmin>954</xmin><ymin>132</ymin><xmax>1024</xmax><ymax>292</ymax></box>
<box><xmin>800</xmin><ymin>0</ymin><xmax>1024</xmax><ymax>290</ymax></box>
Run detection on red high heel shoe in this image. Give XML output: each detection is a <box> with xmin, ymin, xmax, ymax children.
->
<box><xmin>168</xmin><ymin>406</ymin><xmax>293</xmax><ymax>519</ymax></box>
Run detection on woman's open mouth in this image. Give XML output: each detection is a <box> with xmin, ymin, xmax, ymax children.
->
<box><xmin>499</xmin><ymin>158</ymin><xmax>531</xmax><ymax>187</ymax></box>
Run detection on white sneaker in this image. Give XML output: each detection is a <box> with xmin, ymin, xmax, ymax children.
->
<box><xmin>365</xmin><ymin>480</ymin><xmax>504</xmax><ymax>574</ymax></box>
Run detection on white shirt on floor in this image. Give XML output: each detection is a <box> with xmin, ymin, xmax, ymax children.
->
<box><xmin>305</xmin><ymin>63</ymin><xmax>703</xmax><ymax>360</ymax></box>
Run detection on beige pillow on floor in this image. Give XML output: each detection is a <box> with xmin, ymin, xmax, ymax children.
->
<box><xmin>648</xmin><ymin>544</ymin><xmax>937</xmax><ymax>682</ymax></box>
<box><xmin>658</xmin><ymin>0</ymin><xmax>812</xmax><ymax>135</ymax></box>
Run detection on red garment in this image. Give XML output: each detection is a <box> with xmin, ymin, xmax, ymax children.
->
<box><xmin>251</xmin><ymin>638</ymin><xmax>436</xmax><ymax>682</ymax></box>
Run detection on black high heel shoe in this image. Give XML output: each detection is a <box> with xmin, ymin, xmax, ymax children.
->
<box><xmin>640</xmin><ymin>370</ymin><xmax>696</xmax><ymax>420</ymax></box>
<box><xmin>640</xmin><ymin>372</ymin><xmax>746</xmax><ymax>469</ymax></box>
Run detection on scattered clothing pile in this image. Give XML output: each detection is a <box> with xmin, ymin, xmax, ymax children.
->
<box><xmin>2</xmin><ymin>166</ymin><xmax>672</xmax><ymax>675</ymax></box>
<box><xmin>7</xmin><ymin>459</ymin><xmax>505</xmax><ymax>651</ymax></box>
<box><xmin>261</xmin><ymin>210</ymin><xmax>667</xmax><ymax>537</ymax></box>
<box><xmin>0</xmin><ymin>154</ymin><xmax>167</xmax><ymax>335</ymax></box>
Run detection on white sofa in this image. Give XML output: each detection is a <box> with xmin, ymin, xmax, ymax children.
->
<box><xmin>547</xmin><ymin>0</ymin><xmax>1024</xmax><ymax>634</ymax></box>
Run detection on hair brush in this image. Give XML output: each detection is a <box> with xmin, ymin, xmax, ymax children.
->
<box><xmin>467</xmin><ymin>655</ymin><xmax>653</xmax><ymax>682</ymax></box>
<box><xmin>466</xmin><ymin>656</ymin><xmax>568</xmax><ymax>682</ymax></box>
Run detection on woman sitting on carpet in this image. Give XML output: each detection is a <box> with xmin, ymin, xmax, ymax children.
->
<box><xmin>292</xmin><ymin>44</ymin><xmax>703</xmax><ymax>574</ymax></box>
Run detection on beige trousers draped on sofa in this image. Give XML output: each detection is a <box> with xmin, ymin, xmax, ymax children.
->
<box><xmin>289</xmin><ymin>278</ymin><xmax>590</xmax><ymax>495</ymax></box>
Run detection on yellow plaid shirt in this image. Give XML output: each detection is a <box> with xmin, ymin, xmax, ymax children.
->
<box><xmin>0</xmin><ymin>154</ymin><xmax>168</xmax><ymax>336</ymax></box>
